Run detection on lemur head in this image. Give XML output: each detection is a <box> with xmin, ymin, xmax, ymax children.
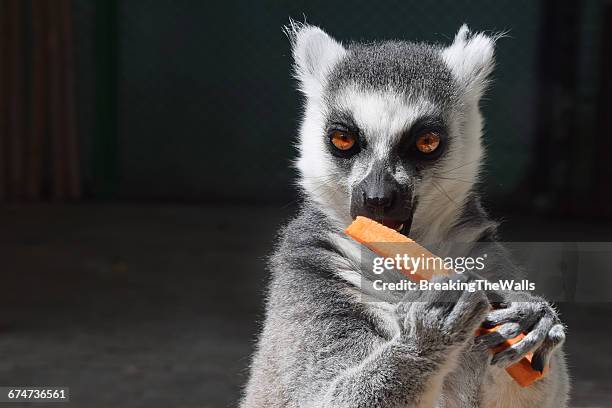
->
<box><xmin>288</xmin><ymin>22</ymin><xmax>497</xmax><ymax>242</ymax></box>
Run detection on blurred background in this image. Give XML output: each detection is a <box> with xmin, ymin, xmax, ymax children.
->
<box><xmin>0</xmin><ymin>0</ymin><xmax>611</xmax><ymax>407</ymax></box>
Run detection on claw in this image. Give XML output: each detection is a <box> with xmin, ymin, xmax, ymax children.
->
<box><xmin>531</xmin><ymin>353</ymin><xmax>546</xmax><ymax>373</ymax></box>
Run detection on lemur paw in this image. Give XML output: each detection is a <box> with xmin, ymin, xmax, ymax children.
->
<box><xmin>396</xmin><ymin>275</ymin><xmax>489</xmax><ymax>360</ymax></box>
<box><xmin>476</xmin><ymin>291</ymin><xmax>565</xmax><ymax>371</ymax></box>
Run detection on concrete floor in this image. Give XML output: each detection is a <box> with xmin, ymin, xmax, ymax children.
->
<box><xmin>0</xmin><ymin>204</ymin><xmax>611</xmax><ymax>407</ymax></box>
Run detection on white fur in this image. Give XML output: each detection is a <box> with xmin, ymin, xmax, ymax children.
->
<box><xmin>289</xmin><ymin>24</ymin><xmax>347</xmax><ymax>100</ymax></box>
<box><xmin>295</xmin><ymin>98</ymin><xmax>352</xmax><ymax>224</ymax></box>
<box><xmin>412</xmin><ymin>102</ymin><xmax>485</xmax><ymax>245</ymax></box>
<box><xmin>327</xmin><ymin>233</ymin><xmax>364</xmax><ymax>288</ymax></box>
<box><xmin>442</xmin><ymin>24</ymin><xmax>497</xmax><ymax>102</ymax></box>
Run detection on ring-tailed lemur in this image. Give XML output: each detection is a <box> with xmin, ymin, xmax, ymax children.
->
<box><xmin>242</xmin><ymin>23</ymin><xmax>569</xmax><ymax>407</ymax></box>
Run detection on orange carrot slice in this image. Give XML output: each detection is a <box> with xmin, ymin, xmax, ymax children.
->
<box><xmin>345</xmin><ymin>216</ymin><xmax>450</xmax><ymax>281</ymax></box>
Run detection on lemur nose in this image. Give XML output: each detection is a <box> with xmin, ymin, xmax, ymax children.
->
<box><xmin>364</xmin><ymin>193</ymin><xmax>394</xmax><ymax>210</ymax></box>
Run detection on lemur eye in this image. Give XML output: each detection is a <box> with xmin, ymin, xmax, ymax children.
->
<box><xmin>330</xmin><ymin>130</ymin><xmax>356</xmax><ymax>151</ymax></box>
<box><xmin>415</xmin><ymin>131</ymin><xmax>441</xmax><ymax>154</ymax></box>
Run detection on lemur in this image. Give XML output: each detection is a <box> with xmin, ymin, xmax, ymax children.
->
<box><xmin>242</xmin><ymin>23</ymin><xmax>569</xmax><ymax>407</ymax></box>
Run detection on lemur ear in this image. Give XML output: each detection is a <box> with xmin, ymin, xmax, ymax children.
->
<box><xmin>442</xmin><ymin>25</ymin><xmax>497</xmax><ymax>101</ymax></box>
<box><xmin>284</xmin><ymin>20</ymin><xmax>347</xmax><ymax>98</ymax></box>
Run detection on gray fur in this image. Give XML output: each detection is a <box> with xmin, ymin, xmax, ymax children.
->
<box><xmin>242</xmin><ymin>23</ymin><xmax>569</xmax><ymax>407</ymax></box>
<box><xmin>327</xmin><ymin>41</ymin><xmax>459</xmax><ymax>110</ymax></box>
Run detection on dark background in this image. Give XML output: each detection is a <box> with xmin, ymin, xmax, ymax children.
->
<box><xmin>1</xmin><ymin>0</ymin><xmax>611</xmax><ymax>407</ymax></box>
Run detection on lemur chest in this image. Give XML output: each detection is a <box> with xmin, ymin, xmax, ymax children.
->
<box><xmin>441</xmin><ymin>356</ymin><xmax>537</xmax><ymax>408</ymax></box>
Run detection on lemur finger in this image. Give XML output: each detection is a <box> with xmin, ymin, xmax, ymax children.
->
<box><xmin>474</xmin><ymin>322</ymin><xmax>521</xmax><ymax>350</ymax></box>
<box><xmin>483</xmin><ymin>301</ymin><xmax>546</xmax><ymax>330</ymax></box>
<box><xmin>531</xmin><ymin>323</ymin><xmax>566</xmax><ymax>372</ymax></box>
<box><xmin>400</xmin><ymin>275</ymin><xmax>462</xmax><ymax>305</ymax></box>
<box><xmin>484</xmin><ymin>290</ymin><xmax>510</xmax><ymax>309</ymax></box>
<box><xmin>398</xmin><ymin>288</ymin><xmax>426</xmax><ymax>307</ymax></box>
<box><xmin>444</xmin><ymin>289</ymin><xmax>489</xmax><ymax>335</ymax></box>
<box><xmin>482</xmin><ymin>307</ymin><xmax>521</xmax><ymax>328</ymax></box>
<box><xmin>398</xmin><ymin>280</ymin><xmax>459</xmax><ymax>327</ymax></box>
<box><xmin>490</xmin><ymin>315</ymin><xmax>554</xmax><ymax>367</ymax></box>
<box><xmin>423</xmin><ymin>275</ymin><xmax>464</xmax><ymax>305</ymax></box>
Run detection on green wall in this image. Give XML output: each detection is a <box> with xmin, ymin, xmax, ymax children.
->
<box><xmin>83</xmin><ymin>0</ymin><xmax>545</xmax><ymax>202</ymax></box>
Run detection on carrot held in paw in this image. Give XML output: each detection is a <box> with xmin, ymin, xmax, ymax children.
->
<box><xmin>345</xmin><ymin>216</ymin><xmax>547</xmax><ymax>387</ymax></box>
<box><xmin>476</xmin><ymin>326</ymin><xmax>549</xmax><ymax>387</ymax></box>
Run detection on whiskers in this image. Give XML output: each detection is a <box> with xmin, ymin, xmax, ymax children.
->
<box><xmin>431</xmin><ymin>175</ymin><xmax>474</xmax><ymax>184</ymax></box>
<box><xmin>431</xmin><ymin>179</ymin><xmax>460</xmax><ymax>207</ymax></box>
<box><xmin>435</xmin><ymin>159</ymin><xmax>480</xmax><ymax>175</ymax></box>
<box><xmin>425</xmin><ymin>159</ymin><xmax>479</xmax><ymax>206</ymax></box>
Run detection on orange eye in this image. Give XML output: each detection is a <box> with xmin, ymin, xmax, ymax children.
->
<box><xmin>415</xmin><ymin>132</ymin><xmax>441</xmax><ymax>153</ymax></box>
<box><xmin>330</xmin><ymin>131</ymin><xmax>356</xmax><ymax>151</ymax></box>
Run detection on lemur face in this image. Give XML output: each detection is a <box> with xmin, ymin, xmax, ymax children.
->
<box><xmin>288</xmin><ymin>23</ymin><xmax>496</xmax><ymax>234</ymax></box>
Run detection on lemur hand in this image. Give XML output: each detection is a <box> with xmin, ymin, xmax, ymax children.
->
<box><xmin>476</xmin><ymin>291</ymin><xmax>565</xmax><ymax>372</ymax></box>
<box><xmin>396</xmin><ymin>275</ymin><xmax>489</xmax><ymax>361</ymax></box>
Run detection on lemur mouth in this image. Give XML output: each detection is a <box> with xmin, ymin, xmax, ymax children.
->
<box><xmin>380</xmin><ymin>219</ymin><xmax>405</xmax><ymax>232</ymax></box>
<box><xmin>379</xmin><ymin>200</ymin><xmax>417</xmax><ymax>236</ymax></box>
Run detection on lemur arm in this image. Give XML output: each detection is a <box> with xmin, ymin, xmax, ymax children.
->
<box><xmin>265</xmin><ymin>267</ymin><xmax>488</xmax><ymax>408</ymax></box>
<box><xmin>244</xmin><ymin>294</ymin><xmax>449</xmax><ymax>408</ymax></box>
<box><xmin>312</xmin><ymin>329</ymin><xmax>443</xmax><ymax>408</ymax></box>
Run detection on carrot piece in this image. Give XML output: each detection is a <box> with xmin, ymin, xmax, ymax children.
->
<box><xmin>345</xmin><ymin>216</ymin><xmax>547</xmax><ymax>387</ymax></box>
<box><xmin>345</xmin><ymin>216</ymin><xmax>449</xmax><ymax>281</ymax></box>
<box><xmin>344</xmin><ymin>216</ymin><xmax>414</xmax><ymax>247</ymax></box>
